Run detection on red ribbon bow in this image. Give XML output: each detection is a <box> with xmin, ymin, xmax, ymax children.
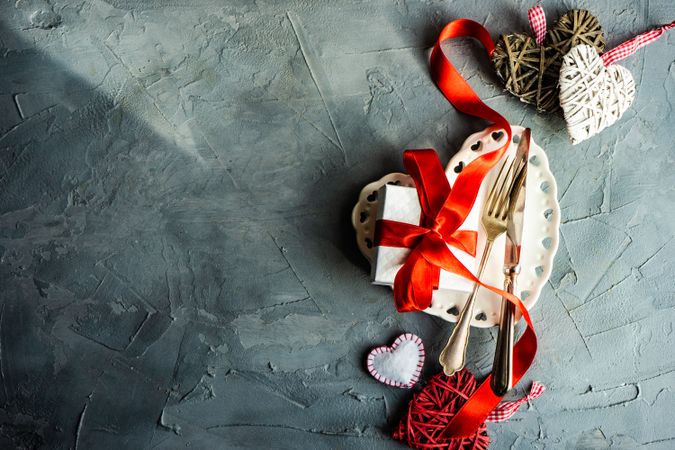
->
<box><xmin>375</xmin><ymin>149</ymin><xmax>479</xmax><ymax>312</ymax></box>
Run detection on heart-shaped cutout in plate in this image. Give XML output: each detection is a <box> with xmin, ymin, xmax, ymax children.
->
<box><xmin>493</xmin><ymin>9</ymin><xmax>606</xmax><ymax>112</ymax></box>
<box><xmin>367</xmin><ymin>333</ymin><xmax>424</xmax><ymax>388</ymax></box>
<box><xmin>559</xmin><ymin>44</ymin><xmax>635</xmax><ymax>144</ymax></box>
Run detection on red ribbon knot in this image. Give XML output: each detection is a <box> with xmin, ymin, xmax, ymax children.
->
<box><xmin>374</xmin><ymin>149</ymin><xmax>478</xmax><ymax>313</ymax></box>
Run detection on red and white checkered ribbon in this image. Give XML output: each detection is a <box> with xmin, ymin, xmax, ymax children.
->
<box><xmin>602</xmin><ymin>20</ymin><xmax>675</xmax><ymax>67</ymax></box>
<box><xmin>486</xmin><ymin>381</ymin><xmax>545</xmax><ymax>423</ymax></box>
<box><xmin>528</xmin><ymin>5</ymin><xmax>547</xmax><ymax>45</ymax></box>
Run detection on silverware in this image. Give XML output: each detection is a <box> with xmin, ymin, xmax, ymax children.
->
<box><xmin>439</xmin><ymin>154</ymin><xmax>523</xmax><ymax>376</ymax></box>
<box><xmin>491</xmin><ymin>128</ymin><xmax>531</xmax><ymax>396</ymax></box>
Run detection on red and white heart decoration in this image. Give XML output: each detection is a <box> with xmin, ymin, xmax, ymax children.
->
<box><xmin>367</xmin><ymin>333</ymin><xmax>425</xmax><ymax>388</ymax></box>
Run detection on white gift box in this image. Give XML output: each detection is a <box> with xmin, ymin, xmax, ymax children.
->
<box><xmin>371</xmin><ymin>183</ymin><xmax>480</xmax><ymax>293</ymax></box>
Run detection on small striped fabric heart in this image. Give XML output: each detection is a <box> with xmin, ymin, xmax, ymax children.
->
<box><xmin>367</xmin><ymin>333</ymin><xmax>424</xmax><ymax>388</ymax></box>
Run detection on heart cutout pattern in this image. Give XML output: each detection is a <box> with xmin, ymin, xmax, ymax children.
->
<box><xmin>493</xmin><ymin>9</ymin><xmax>606</xmax><ymax>112</ymax></box>
<box><xmin>367</xmin><ymin>333</ymin><xmax>424</xmax><ymax>388</ymax></box>
<box><xmin>559</xmin><ymin>45</ymin><xmax>635</xmax><ymax>145</ymax></box>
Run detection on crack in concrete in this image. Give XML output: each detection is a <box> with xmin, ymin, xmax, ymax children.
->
<box><xmin>343</xmin><ymin>44</ymin><xmax>427</xmax><ymax>56</ymax></box>
<box><xmin>286</xmin><ymin>11</ymin><xmax>347</xmax><ymax>165</ymax></box>
<box><xmin>205</xmin><ymin>422</ymin><xmax>384</xmax><ymax>439</ymax></box>
<box><xmin>74</xmin><ymin>394</ymin><xmax>92</xmax><ymax>450</ymax></box>
<box><xmin>267</xmin><ymin>231</ymin><xmax>324</xmax><ymax>317</ymax></box>
<box><xmin>568</xmin><ymin>234</ymin><xmax>633</xmax><ymax>315</ymax></box>
<box><xmin>549</xmin><ymin>280</ymin><xmax>592</xmax><ymax>357</ymax></box>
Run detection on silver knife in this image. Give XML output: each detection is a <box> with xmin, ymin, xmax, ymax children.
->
<box><xmin>490</xmin><ymin>128</ymin><xmax>531</xmax><ymax>396</ymax></box>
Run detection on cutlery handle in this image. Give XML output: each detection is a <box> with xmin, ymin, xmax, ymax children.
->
<box><xmin>439</xmin><ymin>239</ymin><xmax>494</xmax><ymax>376</ymax></box>
<box><xmin>491</xmin><ymin>268</ymin><xmax>518</xmax><ymax>396</ymax></box>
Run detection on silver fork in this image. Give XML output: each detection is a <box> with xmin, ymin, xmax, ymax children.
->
<box><xmin>439</xmin><ymin>156</ymin><xmax>522</xmax><ymax>376</ymax></box>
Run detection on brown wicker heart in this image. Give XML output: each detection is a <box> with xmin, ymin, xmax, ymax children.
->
<box><xmin>492</xmin><ymin>9</ymin><xmax>606</xmax><ymax>112</ymax></box>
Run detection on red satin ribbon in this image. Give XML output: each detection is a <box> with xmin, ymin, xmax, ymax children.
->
<box><xmin>375</xmin><ymin>149</ymin><xmax>478</xmax><ymax>312</ymax></box>
<box><xmin>375</xmin><ymin>19</ymin><xmax>539</xmax><ymax>439</ymax></box>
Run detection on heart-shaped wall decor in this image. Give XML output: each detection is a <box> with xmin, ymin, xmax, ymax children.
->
<box><xmin>559</xmin><ymin>44</ymin><xmax>635</xmax><ymax>145</ymax></box>
<box><xmin>493</xmin><ymin>9</ymin><xmax>606</xmax><ymax>112</ymax></box>
<box><xmin>366</xmin><ymin>333</ymin><xmax>424</xmax><ymax>388</ymax></box>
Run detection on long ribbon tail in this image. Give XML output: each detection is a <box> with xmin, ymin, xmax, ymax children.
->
<box><xmin>426</xmin><ymin>19</ymin><xmax>539</xmax><ymax>439</ymax></box>
<box><xmin>602</xmin><ymin>20</ymin><xmax>675</xmax><ymax>67</ymax></box>
<box><xmin>416</xmin><ymin>237</ymin><xmax>537</xmax><ymax>437</ymax></box>
<box><xmin>429</xmin><ymin>20</ymin><xmax>512</xmax><ymax>237</ymax></box>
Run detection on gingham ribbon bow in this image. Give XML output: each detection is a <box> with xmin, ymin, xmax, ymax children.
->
<box><xmin>486</xmin><ymin>381</ymin><xmax>546</xmax><ymax>423</ymax></box>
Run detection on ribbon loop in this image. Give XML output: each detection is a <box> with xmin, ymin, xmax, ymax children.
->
<box><xmin>528</xmin><ymin>6</ymin><xmax>547</xmax><ymax>45</ymax></box>
<box><xmin>427</xmin><ymin>19</ymin><xmax>543</xmax><ymax>440</ymax></box>
<box><xmin>404</xmin><ymin>148</ymin><xmax>451</xmax><ymax>221</ymax></box>
<box><xmin>601</xmin><ymin>20</ymin><xmax>675</xmax><ymax>67</ymax></box>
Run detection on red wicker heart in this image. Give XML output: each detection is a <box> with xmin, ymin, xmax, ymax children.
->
<box><xmin>393</xmin><ymin>369</ymin><xmax>489</xmax><ymax>449</ymax></box>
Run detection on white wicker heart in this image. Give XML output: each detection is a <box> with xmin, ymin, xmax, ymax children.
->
<box><xmin>351</xmin><ymin>125</ymin><xmax>560</xmax><ymax>328</ymax></box>
<box><xmin>559</xmin><ymin>44</ymin><xmax>635</xmax><ymax>145</ymax></box>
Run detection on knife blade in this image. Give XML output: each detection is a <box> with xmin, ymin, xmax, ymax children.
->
<box><xmin>490</xmin><ymin>128</ymin><xmax>531</xmax><ymax>396</ymax></box>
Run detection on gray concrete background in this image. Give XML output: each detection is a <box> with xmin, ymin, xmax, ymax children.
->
<box><xmin>0</xmin><ymin>0</ymin><xmax>674</xmax><ymax>448</ymax></box>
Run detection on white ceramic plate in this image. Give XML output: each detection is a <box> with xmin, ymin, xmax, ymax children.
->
<box><xmin>351</xmin><ymin>125</ymin><xmax>560</xmax><ymax>327</ymax></box>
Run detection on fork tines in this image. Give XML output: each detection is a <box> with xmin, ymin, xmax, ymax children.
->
<box><xmin>486</xmin><ymin>155</ymin><xmax>527</xmax><ymax>217</ymax></box>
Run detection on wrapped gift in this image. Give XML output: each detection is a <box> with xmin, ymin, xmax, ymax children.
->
<box><xmin>372</xmin><ymin>183</ymin><xmax>480</xmax><ymax>293</ymax></box>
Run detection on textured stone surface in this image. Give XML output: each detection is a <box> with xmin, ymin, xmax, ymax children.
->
<box><xmin>0</xmin><ymin>0</ymin><xmax>674</xmax><ymax>448</ymax></box>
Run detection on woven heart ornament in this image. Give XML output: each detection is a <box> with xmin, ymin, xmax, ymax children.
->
<box><xmin>493</xmin><ymin>8</ymin><xmax>605</xmax><ymax>112</ymax></box>
<box><xmin>393</xmin><ymin>370</ymin><xmax>546</xmax><ymax>449</ymax></box>
<box><xmin>559</xmin><ymin>45</ymin><xmax>635</xmax><ymax>145</ymax></box>
<box><xmin>560</xmin><ymin>21</ymin><xmax>675</xmax><ymax>144</ymax></box>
